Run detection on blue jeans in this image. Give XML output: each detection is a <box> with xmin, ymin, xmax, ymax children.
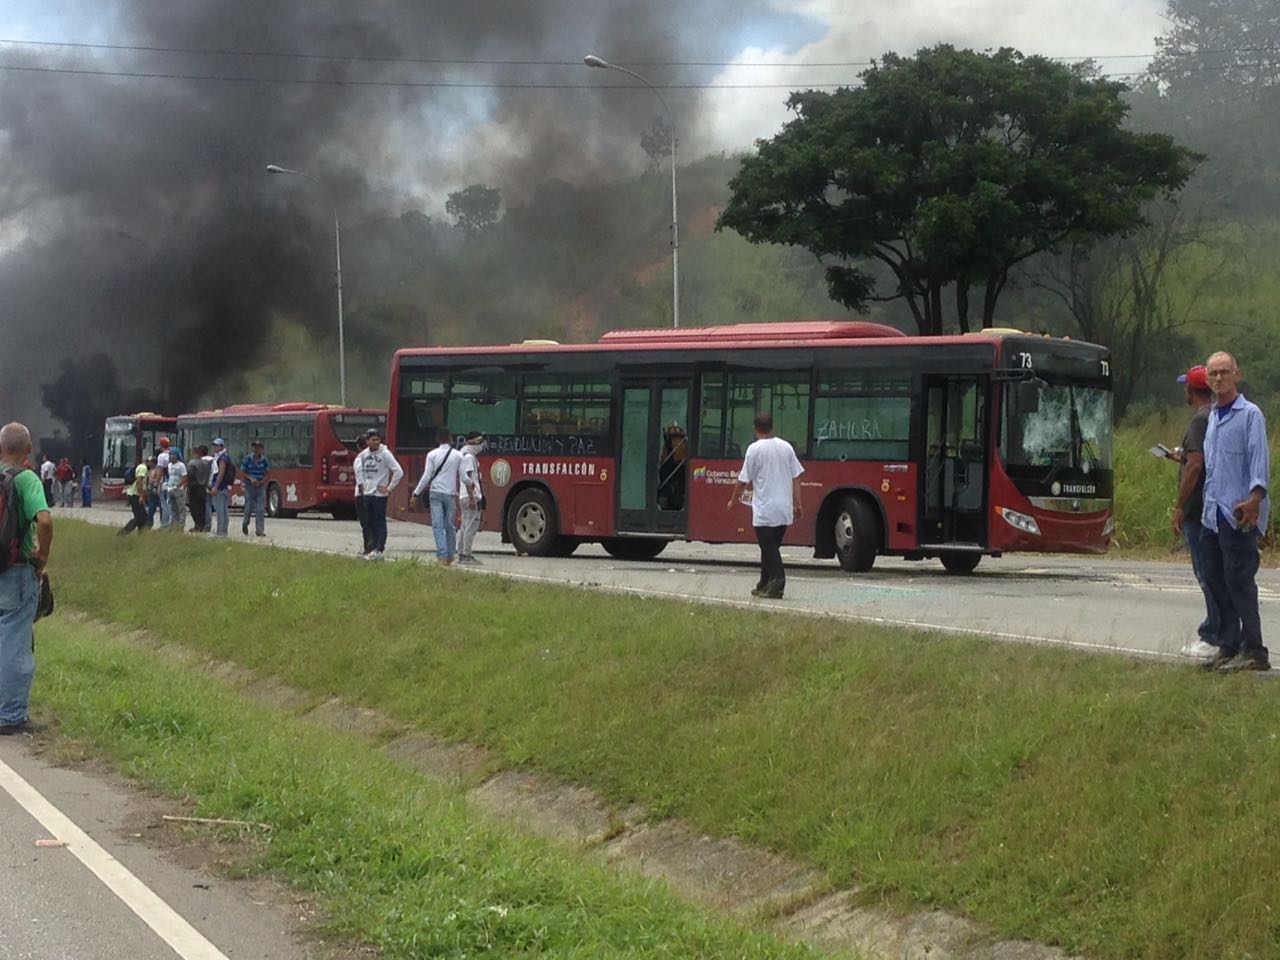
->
<box><xmin>81</xmin><ymin>484</ymin><xmax>92</xmax><ymax>507</ymax></box>
<box><xmin>1200</xmin><ymin>519</ymin><xmax>1267</xmax><ymax>661</ymax></box>
<box><xmin>147</xmin><ymin>489</ymin><xmax>162</xmax><ymax>527</ymax></box>
<box><xmin>1182</xmin><ymin>518</ymin><xmax>1220</xmax><ymax>645</ymax></box>
<box><xmin>212</xmin><ymin>489</ymin><xmax>230</xmax><ymax>536</ymax></box>
<box><xmin>429</xmin><ymin>492</ymin><xmax>458</xmax><ymax>559</ymax></box>
<box><xmin>242</xmin><ymin>483</ymin><xmax>266</xmax><ymax>534</ymax></box>
<box><xmin>361</xmin><ymin>495</ymin><xmax>388</xmax><ymax>552</ymax></box>
<box><xmin>0</xmin><ymin>565</ymin><xmax>38</xmax><ymax>725</ymax></box>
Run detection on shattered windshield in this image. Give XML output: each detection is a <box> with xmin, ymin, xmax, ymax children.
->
<box><xmin>1002</xmin><ymin>382</ymin><xmax>1113</xmax><ymax>474</ymax></box>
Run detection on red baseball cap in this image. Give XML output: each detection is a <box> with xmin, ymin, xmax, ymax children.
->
<box><xmin>158</xmin><ymin>436</ymin><xmax>171</xmax><ymax>447</ymax></box>
<box><xmin>1177</xmin><ymin>365</ymin><xmax>1209</xmax><ymax>390</ymax></box>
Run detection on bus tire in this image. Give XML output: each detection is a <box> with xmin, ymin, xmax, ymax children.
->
<box><xmin>508</xmin><ymin>488</ymin><xmax>560</xmax><ymax>557</ymax></box>
<box><xmin>940</xmin><ymin>553</ymin><xmax>982</xmax><ymax>575</ymax></box>
<box><xmin>834</xmin><ymin>495</ymin><xmax>878</xmax><ymax>573</ymax></box>
<box><xmin>602</xmin><ymin>538</ymin><xmax>667</xmax><ymax>561</ymax></box>
<box><xmin>267</xmin><ymin>482</ymin><xmax>296</xmax><ymax>520</ymax></box>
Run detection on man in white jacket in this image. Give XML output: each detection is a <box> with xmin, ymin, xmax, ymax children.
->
<box><xmin>352</xmin><ymin>428</ymin><xmax>403</xmax><ymax>561</ymax></box>
<box><xmin>456</xmin><ymin>431</ymin><xmax>486</xmax><ymax>565</ymax></box>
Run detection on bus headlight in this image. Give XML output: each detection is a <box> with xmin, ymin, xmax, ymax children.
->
<box><xmin>998</xmin><ymin>507</ymin><xmax>1041</xmax><ymax>537</ymax></box>
<box><xmin>1102</xmin><ymin>514</ymin><xmax>1115</xmax><ymax>537</ymax></box>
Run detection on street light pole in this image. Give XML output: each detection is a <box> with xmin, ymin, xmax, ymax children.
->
<box><xmin>265</xmin><ymin>164</ymin><xmax>347</xmax><ymax>406</ymax></box>
<box><xmin>584</xmin><ymin>55</ymin><xmax>679</xmax><ymax>328</ymax></box>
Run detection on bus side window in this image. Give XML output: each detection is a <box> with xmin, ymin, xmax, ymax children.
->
<box><xmin>698</xmin><ymin>374</ymin><xmax>725</xmax><ymax>458</ymax></box>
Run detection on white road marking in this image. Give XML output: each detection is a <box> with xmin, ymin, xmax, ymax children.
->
<box><xmin>0</xmin><ymin>754</ymin><xmax>230</xmax><ymax>960</ymax></box>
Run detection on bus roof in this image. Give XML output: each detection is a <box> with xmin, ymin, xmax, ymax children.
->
<box><xmin>393</xmin><ymin>321</ymin><xmax>1096</xmax><ymax>359</ymax></box>
<box><xmin>178</xmin><ymin>402</ymin><xmax>386</xmax><ymax>419</ymax></box>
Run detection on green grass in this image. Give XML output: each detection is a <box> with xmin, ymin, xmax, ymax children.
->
<box><xmin>45</xmin><ymin>521</ymin><xmax>1280</xmax><ymax>959</ymax></box>
<box><xmin>35</xmin><ymin>616</ymin><xmax>821</xmax><ymax>959</ymax></box>
<box><xmin>1112</xmin><ymin>416</ymin><xmax>1280</xmax><ymax>554</ymax></box>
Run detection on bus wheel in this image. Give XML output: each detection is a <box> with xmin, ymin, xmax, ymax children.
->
<box><xmin>267</xmin><ymin>483</ymin><xmax>282</xmax><ymax>518</ymax></box>
<box><xmin>834</xmin><ymin>495</ymin><xmax>878</xmax><ymax>573</ymax></box>
<box><xmin>508</xmin><ymin>488</ymin><xmax>559</xmax><ymax>556</ymax></box>
<box><xmin>602</xmin><ymin>538</ymin><xmax>667</xmax><ymax>561</ymax></box>
<box><xmin>940</xmin><ymin>552</ymin><xmax>982</xmax><ymax>575</ymax></box>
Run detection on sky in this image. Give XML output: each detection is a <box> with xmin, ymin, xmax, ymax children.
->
<box><xmin>0</xmin><ymin>0</ymin><xmax>1171</xmax><ymax>435</ymax></box>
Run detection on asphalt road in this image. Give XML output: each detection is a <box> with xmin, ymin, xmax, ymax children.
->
<box><xmin>65</xmin><ymin>502</ymin><xmax>1280</xmax><ymax>661</ymax></box>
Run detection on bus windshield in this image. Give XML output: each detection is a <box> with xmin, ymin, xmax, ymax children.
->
<box><xmin>103</xmin><ymin>421</ymin><xmax>134</xmax><ymax>471</ymax></box>
<box><xmin>1002</xmin><ymin>381</ymin><xmax>1113</xmax><ymax>475</ymax></box>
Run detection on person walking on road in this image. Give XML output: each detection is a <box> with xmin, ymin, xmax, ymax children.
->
<box><xmin>240</xmin><ymin>440</ymin><xmax>270</xmax><ymax>537</ymax></box>
<box><xmin>0</xmin><ymin>422</ymin><xmax>53</xmax><ymax>735</ymax></box>
<box><xmin>38</xmin><ymin>454</ymin><xmax>54</xmax><ymax>508</ymax></box>
<box><xmin>165</xmin><ymin>446</ymin><xmax>189</xmax><ymax>530</ymax></box>
<box><xmin>144</xmin><ymin>455</ymin><xmax>164</xmax><ymax>528</ymax></box>
<box><xmin>79</xmin><ymin>460</ymin><xmax>93</xmax><ymax>508</ymax></box>
<box><xmin>1199</xmin><ymin>351</ymin><xmax>1270</xmax><ymax>673</ymax></box>
<box><xmin>186</xmin><ymin>445</ymin><xmax>210</xmax><ymax>533</ymax></box>
<box><xmin>1169</xmin><ymin>364</ymin><xmax>1219</xmax><ymax>659</ymax></box>
<box><xmin>155</xmin><ymin>438</ymin><xmax>173</xmax><ymax>527</ymax></box>
<box><xmin>352</xmin><ymin>429</ymin><xmax>402</xmax><ymax>561</ymax></box>
<box><xmin>413</xmin><ymin>428</ymin><xmax>463</xmax><ymax>566</ymax></box>
<box><xmin>457</xmin><ymin>431</ymin><xmax>486</xmax><ymax>565</ymax></box>
<box><xmin>727</xmin><ymin>412</ymin><xmax>804</xmax><ymax>600</ymax></box>
<box><xmin>209</xmin><ymin>439</ymin><xmax>233</xmax><ymax>538</ymax></box>
<box><xmin>119</xmin><ymin>458</ymin><xmax>150</xmax><ymax>535</ymax></box>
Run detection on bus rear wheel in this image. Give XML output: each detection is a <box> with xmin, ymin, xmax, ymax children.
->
<box><xmin>939</xmin><ymin>552</ymin><xmax>982</xmax><ymax>575</ymax></box>
<box><xmin>834</xmin><ymin>495</ymin><xmax>878</xmax><ymax>573</ymax></box>
<box><xmin>508</xmin><ymin>488</ymin><xmax>560</xmax><ymax>557</ymax></box>
<box><xmin>602</xmin><ymin>538</ymin><xmax>668</xmax><ymax>561</ymax></box>
<box><xmin>266</xmin><ymin>482</ymin><xmax>296</xmax><ymax>520</ymax></box>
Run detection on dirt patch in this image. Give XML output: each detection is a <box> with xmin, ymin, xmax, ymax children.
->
<box><xmin>471</xmin><ymin>769</ymin><xmax>643</xmax><ymax>847</ymax></box>
<box><xmin>303</xmin><ymin>697</ymin><xmax>398</xmax><ymax>739</ymax></box>
<box><xmin>383</xmin><ymin>731</ymin><xmax>492</xmax><ymax>783</ymax></box>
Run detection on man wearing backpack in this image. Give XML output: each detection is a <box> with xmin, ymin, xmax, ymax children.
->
<box><xmin>0</xmin><ymin>422</ymin><xmax>53</xmax><ymax>735</ymax></box>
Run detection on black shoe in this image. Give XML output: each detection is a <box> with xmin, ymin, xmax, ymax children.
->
<box><xmin>1202</xmin><ymin>650</ymin><xmax>1236</xmax><ymax>672</ymax></box>
<box><xmin>763</xmin><ymin>579</ymin><xmax>785</xmax><ymax>599</ymax></box>
<box><xmin>256</xmin><ymin>531</ymin><xmax>266</xmax><ymax>537</ymax></box>
<box><xmin>241</xmin><ymin>525</ymin><xmax>249</xmax><ymax>536</ymax></box>
<box><xmin>0</xmin><ymin>720</ymin><xmax>48</xmax><ymax>736</ymax></box>
<box><xmin>1218</xmin><ymin>653</ymin><xmax>1272</xmax><ymax>674</ymax></box>
<box><xmin>750</xmin><ymin>584</ymin><xmax>767</xmax><ymax>598</ymax></box>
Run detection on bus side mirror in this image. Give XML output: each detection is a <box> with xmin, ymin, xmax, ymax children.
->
<box><xmin>1016</xmin><ymin>380</ymin><xmax>1040</xmax><ymax>413</ymax></box>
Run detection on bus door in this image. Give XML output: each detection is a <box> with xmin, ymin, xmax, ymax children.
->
<box><xmin>617</xmin><ymin>379</ymin><xmax>692</xmax><ymax>535</ymax></box>
<box><xmin>920</xmin><ymin>376</ymin><xmax>988</xmax><ymax>545</ymax></box>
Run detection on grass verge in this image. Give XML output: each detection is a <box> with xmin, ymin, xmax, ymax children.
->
<box><xmin>49</xmin><ymin>521</ymin><xmax>1280</xmax><ymax>959</ymax></box>
<box><xmin>33</xmin><ymin>616</ymin><xmax>821</xmax><ymax>959</ymax></box>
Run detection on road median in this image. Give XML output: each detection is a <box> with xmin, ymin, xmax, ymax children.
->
<box><xmin>45</xmin><ymin>519</ymin><xmax>1280</xmax><ymax>958</ymax></box>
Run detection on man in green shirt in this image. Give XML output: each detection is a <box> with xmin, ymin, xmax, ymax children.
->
<box><xmin>119</xmin><ymin>459</ymin><xmax>150</xmax><ymax>535</ymax></box>
<box><xmin>0</xmin><ymin>422</ymin><xmax>53</xmax><ymax>735</ymax></box>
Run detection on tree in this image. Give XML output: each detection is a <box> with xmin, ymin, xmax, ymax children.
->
<box><xmin>640</xmin><ymin>116</ymin><xmax>676</xmax><ymax>174</ymax></box>
<box><xmin>445</xmin><ymin>184</ymin><xmax>502</xmax><ymax>236</ymax></box>
<box><xmin>1152</xmin><ymin>0</ymin><xmax>1280</xmax><ymax>100</ymax></box>
<box><xmin>717</xmin><ymin>45</ymin><xmax>1201</xmax><ymax>335</ymax></box>
<box><xmin>1026</xmin><ymin>203</ymin><xmax>1217</xmax><ymax>417</ymax></box>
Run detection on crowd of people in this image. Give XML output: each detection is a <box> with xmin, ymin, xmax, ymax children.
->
<box><xmin>37</xmin><ymin>455</ymin><xmax>93</xmax><ymax>509</ymax></box>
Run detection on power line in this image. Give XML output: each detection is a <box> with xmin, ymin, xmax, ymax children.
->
<box><xmin>2</xmin><ymin>35</ymin><xmax>1274</xmax><ymax>70</ymax></box>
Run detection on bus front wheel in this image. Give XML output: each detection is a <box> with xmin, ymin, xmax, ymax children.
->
<box><xmin>939</xmin><ymin>552</ymin><xmax>982</xmax><ymax>575</ymax></box>
<box><xmin>834</xmin><ymin>495</ymin><xmax>878</xmax><ymax>573</ymax></box>
<box><xmin>508</xmin><ymin>488</ymin><xmax>560</xmax><ymax>557</ymax></box>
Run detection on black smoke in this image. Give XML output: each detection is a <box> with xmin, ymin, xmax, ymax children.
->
<box><xmin>0</xmin><ymin>0</ymin><xmax>773</xmax><ymax>438</ymax></box>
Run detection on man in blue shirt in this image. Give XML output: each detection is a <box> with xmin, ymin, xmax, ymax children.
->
<box><xmin>240</xmin><ymin>440</ymin><xmax>270</xmax><ymax>537</ymax></box>
<box><xmin>1199</xmin><ymin>351</ymin><xmax>1270</xmax><ymax>672</ymax></box>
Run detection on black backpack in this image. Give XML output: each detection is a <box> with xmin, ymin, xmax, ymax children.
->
<box><xmin>0</xmin><ymin>466</ymin><xmax>32</xmax><ymax>573</ymax></box>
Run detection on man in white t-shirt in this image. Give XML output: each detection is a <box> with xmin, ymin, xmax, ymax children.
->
<box><xmin>164</xmin><ymin>451</ymin><xmax>188</xmax><ymax>530</ymax></box>
<box><xmin>412</xmin><ymin>427</ymin><xmax>464</xmax><ymax>565</ymax></box>
<box><xmin>727</xmin><ymin>412</ymin><xmax>804</xmax><ymax>599</ymax></box>
<box><xmin>456</xmin><ymin>431</ymin><xmax>486</xmax><ymax>565</ymax></box>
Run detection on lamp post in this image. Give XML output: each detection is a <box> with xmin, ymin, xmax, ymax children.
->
<box><xmin>265</xmin><ymin>164</ymin><xmax>346</xmax><ymax>406</ymax></box>
<box><xmin>584</xmin><ymin>54</ymin><xmax>680</xmax><ymax>328</ymax></box>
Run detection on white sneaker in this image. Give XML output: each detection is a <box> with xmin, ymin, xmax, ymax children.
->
<box><xmin>1179</xmin><ymin>639</ymin><xmax>1218</xmax><ymax>659</ymax></box>
<box><xmin>368</xmin><ymin>550</ymin><xmax>385</xmax><ymax>562</ymax></box>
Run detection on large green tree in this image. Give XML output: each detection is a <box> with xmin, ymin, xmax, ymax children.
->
<box><xmin>718</xmin><ymin>45</ymin><xmax>1201</xmax><ymax>334</ymax></box>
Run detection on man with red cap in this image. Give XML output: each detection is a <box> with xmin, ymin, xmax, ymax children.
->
<box><xmin>1170</xmin><ymin>364</ymin><xmax>1218</xmax><ymax>659</ymax></box>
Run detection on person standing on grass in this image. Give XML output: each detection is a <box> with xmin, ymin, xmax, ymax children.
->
<box><xmin>1199</xmin><ymin>351</ymin><xmax>1270</xmax><ymax>673</ymax></box>
<box><xmin>1169</xmin><ymin>364</ymin><xmax>1219</xmax><ymax>660</ymax></box>
<box><xmin>0</xmin><ymin>423</ymin><xmax>53</xmax><ymax>735</ymax></box>
<box><xmin>119</xmin><ymin>454</ymin><xmax>150</xmax><ymax>535</ymax></box>
<box><xmin>165</xmin><ymin>445</ymin><xmax>188</xmax><ymax>531</ymax></box>
<box><xmin>186</xmin><ymin>445</ymin><xmax>210</xmax><ymax>533</ymax></box>
<box><xmin>240</xmin><ymin>440</ymin><xmax>269</xmax><ymax>537</ymax></box>
<box><xmin>457</xmin><ymin>431</ymin><xmax>486</xmax><ymax>565</ymax></box>
<box><xmin>352</xmin><ymin>428</ymin><xmax>402</xmax><ymax>561</ymax></box>
<box><xmin>38</xmin><ymin>454</ymin><xmax>54</xmax><ymax>507</ymax></box>
<box><xmin>727</xmin><ymin>412</ymin><xmax>804</xmax><ymax>600</ymax></box>
<box><xmin>80</xmin><ymin>460</ymin><xmax>92</xmax><ymax>508</ymax></box>
<box><xmin>209</xmin><ymin>438</ymin><xmax>233</xmax><ymax>538</ymax></box>
<box><xmin>413</xmin><ymin>427</ymin><xmax>463</xmax><ymax>566</ymax></box>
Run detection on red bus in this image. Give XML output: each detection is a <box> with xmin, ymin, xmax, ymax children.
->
<box><xmin>177</xmin><ymin>402</ymin><xmax>386</xmax><ymax>518</ymax></box>
<box><xmin>386</xmin><ymin>322</ymin><xmax>1113</xmax><ymax>573</ymax></box>
<box><xmin>101</xmin><ymin>412</ymin><xmax>179</xmax><ymax>499</ymax></box>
